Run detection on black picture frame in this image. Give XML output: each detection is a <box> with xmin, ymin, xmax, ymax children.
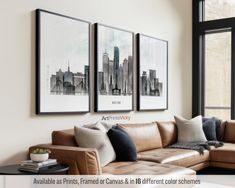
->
<box><xmin>36</xmin><ymin>9</ymin><xmax>91</xmax><ymax>114</ymax></box>
<box><xmin>94</xmin><ymin>23</ymin><xmax>134</xmax><ymax>112</ymax></box>
<box><xmin>137</xmin><ymin>33</ymin><xmax>168</xmax><ymax>111</ymax></box>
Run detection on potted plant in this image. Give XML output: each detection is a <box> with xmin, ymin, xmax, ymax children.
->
<box><xmin>30</xmin><ymin>149</ymin><xmax>51</xmax><ymax>162</ymax></box>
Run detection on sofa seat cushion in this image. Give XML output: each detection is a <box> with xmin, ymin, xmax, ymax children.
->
<box><xmin>224</xmin><ymin>121</ymin><xmax>235</xmax><ymax>142</ymax></box>
<box><xmin>102</xmin><ymin>161</ymin><xmax>195</xmax><ymax>175</ymax></box>
<box><xmin>210</xmin><ymin>143</ymin><xmax>235</xmax><ymax>163</ymax></box>
<box><xmin>137</xmin><ymin>148</ymin><xmax>210</xmax><ymax>167</ymax></box>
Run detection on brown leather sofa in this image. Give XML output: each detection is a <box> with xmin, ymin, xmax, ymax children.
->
<box><xmin>29</xmin><ymin>120</ymin><xmax>235</xmax><ymax>175</ymax></box>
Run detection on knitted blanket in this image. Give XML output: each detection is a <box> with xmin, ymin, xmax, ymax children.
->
<box><xmin>168</xmin><ymin>141</ymin><xmax>224</xmax><ymax>155</ymax></box>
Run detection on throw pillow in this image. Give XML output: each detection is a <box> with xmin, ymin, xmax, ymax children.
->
<box><xmin>107</xmin><ymin>127</ymin><xmax>137</xmax><ymax>161</ymax></box>
<box><xmin>74</xmin><ymin>126</ymin><xmax>116</xmax><ymax>167</ymax></box>
<box><xmin>174</xmin><ymin>115</ymin><xmax>207</xmax><ymax>143</ymax></box>
<box><xmin>202</xmin><ymin>117</ymin><xmax>222</xmax><ymax>141</ymax></box>
<box><xmin>202</xmin><ymin>119</ymin><xmax>217</xmax><ymax>141</ymax></box>
<box><xmin>83</xmin><ymin>122</ymin><xmax>114</xmax><ymax>133</ymax></box>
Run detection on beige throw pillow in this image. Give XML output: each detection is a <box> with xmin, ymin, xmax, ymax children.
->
<box><xmin>83</xmin><ymin>122</ymin><xmax>114</xmax><ymax>133</ymax></box>
<box><xmin>74</xmin><ymin>126</ymin><xmax>116</xmax><ymax>167</ymax></box>
<box><xmin>174</xmin><ymin>115</ymin><xmax>207</xmax><ymax>143</ymax></box>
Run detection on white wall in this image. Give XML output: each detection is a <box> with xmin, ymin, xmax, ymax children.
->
<box><xmin>0</xmin><ymin>0</ymin><xmax>192</xmax><ymax>164</ymax></box>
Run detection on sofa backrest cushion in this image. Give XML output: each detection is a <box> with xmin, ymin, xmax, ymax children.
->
<box><xmin>117</xmin><ymin>122</ymin><xmax>162</xmax><ymax>152</ymax></box>
<box><xmin>224</xmin><ymin>121</ymin><xmax>235</xmax><ymax>143</ymax></box>
<box><xmin>156</xmin><ymin>121</ymin><xmax>177</xmax><ymax>147</ymax></box>
<box><xmin>52</xmin><ymin>129</ymin><xmax>77</xmax><ymax>147</ymax></box>
<box><xmin>219</xmin><ymin>120</ymin><xmax>227</xmax><ymax>141</ymax></box>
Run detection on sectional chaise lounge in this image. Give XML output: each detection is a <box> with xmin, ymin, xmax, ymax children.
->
<box><xmin>29</xmin><ymin>120</ymin><xmax>235</xmax><ymax>175</ymax></box>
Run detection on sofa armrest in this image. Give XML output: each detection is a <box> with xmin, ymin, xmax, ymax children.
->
<box><xmin>29</xmin><ymin>144</ymin><xmax>101</xmax><ymax>175</ymax></box>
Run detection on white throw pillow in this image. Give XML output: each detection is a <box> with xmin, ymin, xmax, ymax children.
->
<box><xmin>174</xmin><ymin>115</ymin><xmax>207</xmax><ymax>143</ymax></box>
<box><xmin>74</xmin><ymin>126</ymin><xmax>116</xmax><ymax>167</ymax></box>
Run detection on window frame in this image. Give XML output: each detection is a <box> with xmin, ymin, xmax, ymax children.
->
<box><xmin>193</xmin><ymin>0</ymin><xmax>235</xmax><ymax>119</ymax></box>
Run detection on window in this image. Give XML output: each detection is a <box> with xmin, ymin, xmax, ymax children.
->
<box><xmin>205</xmin><ymin>0</ymin><xmax>235</xmax><ymax>21</ymax></box>
<box><xmin>193</xmin><ymin>0</ymin><xmax>235</xmax><ymax>119</ymax></box>
<box><xmin>204</xmin><ymin>32</ymin><xmax>231</xmax><ymax>119</ymax></box>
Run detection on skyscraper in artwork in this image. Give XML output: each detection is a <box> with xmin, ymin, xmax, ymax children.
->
<box><xmin>113</xmin><ymin>46</ymin><xmax>119</xmax><ymax>89</ymax></box>
<box><xmin>63</xmin><ymin>63</ymin><xmax>74</xmax><ymax>95</ymax></box>
<box><xmin>98</xmin><ymin>46</ymin><xmax>132</xmax><ymax>96</ymax></box>
<box><xmin>141</xmin><ymin>71</ymin><xmax>147</xmax><ymax>95</ymax></box>
<box><xmin>103</xmin><ymin>51</ymin><xmax>109</xmax><ymax>93</ymax></box>
<box><xmin>108</xmin><ymin>59</ymin><xmax>114</xmax><ymax>94</ymax></box>
<box><xmin>122</xmin><ymin>58</ymin><xmax>128</xmax><ymax>95</ymax></box>
<box><xmin>118</xmin><ymin>64</ymin><xmax>123</xmax><ymax>93</ymax></box>
<box><xmin>112</xmin><ymin>46</ymin><xmax>121</xmax><ymax>95</ymax></box>
<box><xmin>84</xmin><ymin>65</ymin><xmax>89</xmax><ymax>93</ymax></box>
<box><xmin>128</xmin><ymin>56</ymin><xmax>133</xmax><ymax>94</ymax></box>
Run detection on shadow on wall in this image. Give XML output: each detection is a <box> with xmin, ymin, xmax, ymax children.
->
<box><xmin>166</xmin><ymin>0</ymin><xmax>192</xmax><ymax>118</ymax></box>
<box><xmin>1</xmin><ymin>151</ymin><xmax>28</xmax><ymax>165</ymax></box>
<box><xmin>30</xmin><ymin>11</ymin><xmax>36</xmax><ymax>118</ymax></box>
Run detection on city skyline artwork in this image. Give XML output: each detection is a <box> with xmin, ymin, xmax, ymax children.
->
<box><xmin>95</xmin><ymin>24</ymin><xmax>134</xmax><ymax>112</ymax></box>
<box><xmin>137</xmin><ymin>34</ymin><xmax>168</xmax><ymax>111</ymax></box>
<box><xmin>36</xmin><ymin>9</ymin><xmax>90</xmax><ymax>113</ymax></box>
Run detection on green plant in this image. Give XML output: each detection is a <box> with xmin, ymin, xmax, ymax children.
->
<box><xmin>31</xmin><ymin>148</ymin><xmax>51</xmax><ymax>154</ymax></box>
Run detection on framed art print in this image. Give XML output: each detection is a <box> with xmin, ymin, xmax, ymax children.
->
<box><xmin>94</xmin><ymin>23</ymin><xmax>134</xmax><ymax>112</ymax></box>
<box><xmin>137</xmin><ymin>34</ymin><xmax>168</xmax><ymax>111</ymax></box>
<box><xmin>36</xmin><ymin>9</ymin><xmax>90</xmax><ymax>114</ymax></box>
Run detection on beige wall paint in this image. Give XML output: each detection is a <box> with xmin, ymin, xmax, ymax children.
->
<box><xmin>0</xmin><ymin>0</ymin><xmax>192</xmax><ymax>164</ymax></box>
